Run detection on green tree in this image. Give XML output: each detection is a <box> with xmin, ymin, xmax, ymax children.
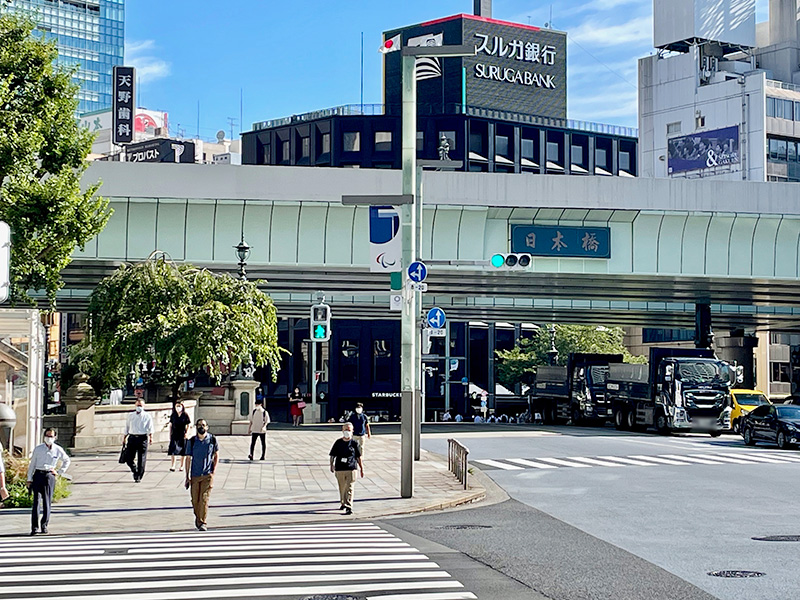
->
<box><xmin>0</xmin><ymin>13</ymin><xmax>111</xmax><ymax>304</ymax></box>
<box><xmin>75</xmin><ymin>258</ymin><xmax>284</xmax><ymax>396</ymax></box>
<box><xmin>496</xmin><ymin>324</ymin><xmax>646</xmax><ymax>390</ymax></box>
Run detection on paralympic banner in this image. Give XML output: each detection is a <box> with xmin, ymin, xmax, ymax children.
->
<box><xmin>369</xmin><ymin>206</ymin><xmax>402</xmax><ymax>273</ymax></box>
<box><xmin>668</xmin><ymin>126</ymin><xmax>740</xmax><ymax>174</ymax></box>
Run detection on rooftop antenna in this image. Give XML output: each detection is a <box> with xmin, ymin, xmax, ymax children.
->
<box><xmin>544</xmin><ymin>5</ymin><xmax>553</xmax><ymax>28</ymax></box>
<box><xmin>226</xmin><ymin>116</ymin><xmax>238</xmax><ymax>140</ymax></box>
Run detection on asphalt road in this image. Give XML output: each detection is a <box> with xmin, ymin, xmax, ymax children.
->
<box><xmin>417</xmin><ymin>423</ymin><xmax>800</xmax><ymax>600</ymax></box>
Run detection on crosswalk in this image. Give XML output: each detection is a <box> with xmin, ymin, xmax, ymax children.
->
<box><xmin>474</xmin><ymin>450</ymin><xmax>800</xmax><ymax>471</ymax></box>
<box><xmin>0</xmin><ymin>522</ymin><xmax>477</xmax><ymax>600</ymax></box>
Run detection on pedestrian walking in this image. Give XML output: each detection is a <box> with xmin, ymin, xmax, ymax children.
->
<box><xmin>0</xmin><ymin>439</ymin><xmax>10</xmax><ymax>504</ymax></box>
<box><xmin>184</xmin><ymin>419</ymin><xmax>219</xmax><ymax>531</ymax></box>
<box><xmin>289</xmin><ymin>386</ymin><xmax>305</xmax><ymax>427</ymax></box>
<box><xmin>248</xmin><ymin>398</ymin><xmax>270</xmax><ymax>460</ymax></box>
<box><xmin>347</xmin><ymin>402</ymin><xmax>372</xmax><ymax>456</ymax></box>
<box><xmin>328</xmin><ymin>422</ymin><xmax>363</xmax><ymax>515</ymax></box>
<box><xmin>168</xmin><ymin>401</ymin><xmax>191</xmax><ymax>472</ymax></box>
<box><xmin>124</xmin><ymin>398</ymin><xmax>154</xmax><ymax>483</ymax></box>
<box><xmin>26</xmin><ymin>428</ymin><xmax>70</xmax><ymax>535</ymax></box>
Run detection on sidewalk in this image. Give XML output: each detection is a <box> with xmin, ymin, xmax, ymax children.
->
<box><xmin>0</xmin><ymin>428</ymin><xmax>485</xmax><ymax>535</ymax></box>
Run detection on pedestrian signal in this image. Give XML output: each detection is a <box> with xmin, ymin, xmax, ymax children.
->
<box><xmin>489</xmin><ymin>253</ymin><xmax>532</xmax><ymax>269</ymax></box>
<box><xmin>310</xmin><ymin>303</ymin><xmax>331</xmax><ymax>342</ymax></box>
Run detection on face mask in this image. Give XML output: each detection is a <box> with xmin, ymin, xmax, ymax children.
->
<box><xmin>197</xmin><ymin>426</ymin><xmax>207</xmax><ymax>435</ymax></box>
<box><xmin>135</xmin><ymin>406</ymin><xmax>143</xmax><ymax>413</ymax></box>
<box><xmin>355</xmin><ymin>407</ymin><xmax>363</xmax><ymax>414</ymax></box>
<box><xmin>342</xmin><ymin>431</ymin><xmax>353</xmax><ymax>440</ymax></box>
<box><xmin>176</xmin><ymin>406</ymin><xmax>183</xmax><ymax>413</ymax></box>
<box><xmin>44</xmin><ymin>437</ymin><xmax>55</xmax><ymax>446</ymax></box>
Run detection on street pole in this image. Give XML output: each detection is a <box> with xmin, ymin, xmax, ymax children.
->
<box><xmin>414</xmin><ymin>165</ymin><xmax>423</xmax><ymax>461</ymax></box>
<box><xmin>310</xmin><ymin>338</ymin><xmax>317</xmax><ymax>424</ymax></box>
<box><xmin>400</xmin><ymin>53</ymin><xmax>418</xmax><ymax>498</ymax></box>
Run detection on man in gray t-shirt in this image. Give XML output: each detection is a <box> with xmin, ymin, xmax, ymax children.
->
<box><xmin>184</xmin><ymin>419</ymin><xmax>219</xmax><ymax>531</ymax></box>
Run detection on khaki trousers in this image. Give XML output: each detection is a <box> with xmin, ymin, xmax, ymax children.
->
<box><xmin>335</xmin><ymin>469</ymin><xmax>357</xmax><ymax>509</ymax></box>
<box><xmin>190</xmin><ymin>473</ymin><xmax>214</xmax><ymax>525</ymax></box>
<box><xmin>353</xmin><ymin>435</ymin><xmax>365</xmax><ymax>456</ymax></box>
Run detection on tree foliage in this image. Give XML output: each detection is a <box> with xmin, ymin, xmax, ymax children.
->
<box><xmin>0</xmin><ymin>13</ymin><xmax>111</xmax><ymax>304</ymax></box>
<box><xmin>496</xmin><ymin>324</ymin><xmax>647</xmax><ymax>390</ymax></box>
<box><xmin>76</xmin><ymin>259</ymin><xmax>284</xmax><ymax>393</ymax></box>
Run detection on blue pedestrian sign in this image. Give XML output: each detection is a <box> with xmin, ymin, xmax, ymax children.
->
<box><xmin>407</xmin><ymin>261</ymin><xmax>428</xmax><ymax>283</ymax></box>
<box><xmin>427</xmin><ymin>307</ymin><xmax>446</xmax><ymax>329</ymax></box>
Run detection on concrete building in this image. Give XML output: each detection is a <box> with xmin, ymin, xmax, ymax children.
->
<box><xmin>2</xmin><ymin>0</ymin><xmax>125</xmax><ymax>114</ymax></box>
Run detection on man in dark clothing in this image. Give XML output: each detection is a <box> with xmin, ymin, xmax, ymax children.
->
<box><xmin>347</xmin><ymin>402</ymin><xmax>372</xmax><ymax>456</ymax></box>
<box><xmin>328</xmin><ymin>423</ymin><xmax>363</xmax><ymax>515</ymax></box>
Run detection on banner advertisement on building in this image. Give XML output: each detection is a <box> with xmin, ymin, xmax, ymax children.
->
<box><xmin>369</xmin><ymin>206</ymin><xmax>402</xmax><ymax>273</ymax></box>
<box><xmin>125</xmin><ymin>138</ymin><xmax>195</xmax><ymax>163</ymax></box>
<box><xmin>112</xmin><ymin>66</ymin><xmax>135</xmax><ymax>144</ymax></box>
<box><xmin>511</xmin><ymin>225</ymin><xmax>611</xmax><ymax>259</ymax></box>
<box><xmin>668</xmin><ymin>125</ymin><xmax>740</xmax><ymax>174</ymax></box>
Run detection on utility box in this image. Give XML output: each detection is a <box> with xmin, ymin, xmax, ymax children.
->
<box><xmin>654</xmin><ymin>0</ymin><xmax>756</xmax><ymax>52</ymax></box>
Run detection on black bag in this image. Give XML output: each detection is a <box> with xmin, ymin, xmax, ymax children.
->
<box><xmin>118</xmin><ymin>442</ymin><xmax>128</xmax><ymax>464</ymax></box>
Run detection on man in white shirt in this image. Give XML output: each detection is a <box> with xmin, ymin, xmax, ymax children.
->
<box><xmin>124</xmin><ymin>398</ymin><xmax>154</xmax><ymax>482</ymax></box>
<box><xmin>247</xmin><ymin>398</ymin><xmax>270</xmax><ymax>461</ymax></box>
<box><xmin>26</xmin><ymin>428</ymin><xmax>70</xmax><ymax>535</ymax></box>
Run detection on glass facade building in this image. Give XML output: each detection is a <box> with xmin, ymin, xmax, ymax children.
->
<box><xmin>3</xmin><ymin>0</ymin><xmax>124</xmax><ymax>114</ymax></box>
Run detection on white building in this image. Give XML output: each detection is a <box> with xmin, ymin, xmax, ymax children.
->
<box><xmin>639</xmin><ymin>0</ymin><xmax>800</xmax><ymax>184</ymax></box>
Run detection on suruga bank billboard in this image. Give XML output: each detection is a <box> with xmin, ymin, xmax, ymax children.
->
<box><xmin>383</xmin><ymin>14</ymin><xmax>567</xmax><ymax>120</ymax></box>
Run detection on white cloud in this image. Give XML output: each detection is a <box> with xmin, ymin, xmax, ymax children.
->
<box><xmin>570</xmin><ymin>15</ymin><xmax>653</xmax><ymax>47</ymax></box>
<box><xmin>125</xmin><ymin>39</ymin><xmax>171</xmax><ymax>84</ymax></box>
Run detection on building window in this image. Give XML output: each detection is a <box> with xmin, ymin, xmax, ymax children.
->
<box><xmin>546</xmin><ymin>141</ymin><xmax>559</xmax><ymax>162</ymax></box>
<box><xmin>619</xmin><ymin>150</ymin><xmax>631</xmax><ymax>172</ymax></box>
<box><xmin>771</xmin><ymin>361</ymin><xmax>791</xmax><ymax>383</ymax></box>
<box><xmin>495</xmin><ymin>134</ymin><xmax>509</xmax><ymax>157</ymax></box>
<box><xmin>521</xmin><ymin>138</ymin><xmax>535</xmax><ymax>160</ymax></box>
<box><xmin>784</xmin><ymin>99</ymin><xmax>794</xmax><ymax>120</ymax></box>
<box><xmin>570</xmin><ymin>144</ymin><xmax>583</xmax><ymax>165</ymax></box>
<box><xmin>340</xmin><ymin>339</ymin><xmax>359</xmax><ymax>383</ymax></box>
<box><xmin>374</xmin><ymin>131</ymin><xmax>392</xmax><ymax>152</ymax></box>
<box><xmin>596</xmin><ymin>148</ymin><xmax>608</xmax><ymax>168</ymax></box>
<box><xmin>373</xmin><ymin>339</ymin><xmax>392</xmax><ymax>383</ymax></box>
<box><xmin>666</xmin><ymin>122</ymin><xmax>682</xmax><ymax>135</ymax></box>
<box><xmin>301</xmin><ymin>136</ymin><xmax>310</xmax><ymax>158</ymax></box>
<box><xmin>470</xmin><ymin>132</ymin><xmax>484</xmax><ymax>155</ymax></box>
<box><xmin>261</xmin><ymin>144</ymin><xmax>271</xmax><ymax>165</ymax></box>
<box><xmin>789</xmin><ymin>141</ymin><xmax>797</xmax><ymax>162</ymax></box>
<box><xmin>281</xmin><ymin>140</ymin><xmax>290</xmax><ymax>162</ymax></box>
<box><xmin>769</xmin><ymin>138</ymin><xmax>787</xmax><ymax>161</ymax></box>
<box><xmin>439</xmin><ymin>130</ymin><xmax>456</xmax><ymax>151</ymax></box>
<box><xmin>767</xmin><ymin>97</ymin><xmax>776</xmax><ymax>118</ymax></box>
<box><xmin>321</xmin><ymin>132</ymin><xmax>330</xmax><ymax>154</ymax></box>
<box><xmin>417</xmin><ymin>131</ymin><xmax>424</xmax><ymax>152</ymax></box>
<box><xmin>343</xmin><ymin>131</ymin><xmax>361</xmax><ymax>152</ymax></box>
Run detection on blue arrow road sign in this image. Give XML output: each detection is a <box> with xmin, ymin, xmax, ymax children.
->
<box><xmin>427</xmin><ymin>307</ymin><xmax>446</xmax><ymax>329</ymax></box>
<box><xmin>407</xmin><ymin>261</ymin><xmax>428</xmax><ymax>283</ymax></box>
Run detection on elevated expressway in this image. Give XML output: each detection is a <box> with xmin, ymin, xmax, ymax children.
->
<box><xmin>64</xmin><ymin>162</ymin><xmax>800</xmax><ymax>331</ymax></box>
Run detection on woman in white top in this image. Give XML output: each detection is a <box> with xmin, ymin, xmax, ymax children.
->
<box><xmin>0</xmin><ymin>440</ymin><xmax>10</xmax><ymax>502</ymax></box>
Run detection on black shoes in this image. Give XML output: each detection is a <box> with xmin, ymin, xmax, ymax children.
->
<box><xmin>248</xmin><ymin>455</ymin><xmax>253</xmax><ymax>461</ymax></box>
<box><xmin>340</xmin><ymin>504</ymin><xmax>345</xmax><ymax>510</ymax></box>
<box><xmin>30</xmin><ymin>529</ymin><xmax>37</xmax><ymax>536</ymax></box>
<box><xmin>260</xmin><ymin>456</ymin><xmax>265</xmax><ymax>460</ymax></box>
<box><xmin>344</xmin><ymin>508</ymin><xmax>353</xmax><ymax>515</ymax></box>
<box><xmin>40</xmin><ymin>527</ymin><xmax>48</xmax><ymax>535</ymax></box>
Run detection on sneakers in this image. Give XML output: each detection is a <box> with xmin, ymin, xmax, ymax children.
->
<box><xmin>197</xmin><ymin>524</ymin><xmax>208</xmax><ymax>531</ymax></box>
<box><xmin>248</xmin><ymin>455</ymin><xmax>253</xmax><ymax>461</ymax></box>
<box><xmin>340</xmin><ymin>504</ymin><xmax>345</xmax><ymax>510</ymax></box>
<box><xmin>259</xmin><ymin>456</ymin><xmax>265</xmax><ymax>460</ymax></box>
<box><xmin>30</xmin><ymin>529</ymin><xmax>37</xmax><ymax>536</ymax></box>
<box><xmin>40</xmin><ymin>527</ymin><xmax>48</xmax><ymax>535</ymax></box>
<box><xmin>344</xmin><ymin>508</ymin><xmax>353</xmax><ymax>515</ymax></box>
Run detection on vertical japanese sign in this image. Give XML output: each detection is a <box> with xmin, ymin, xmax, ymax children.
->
<box><xmin>112</xmin><ymin>66</ymin><xmax>135</xmax><ymax>144</ymax></box>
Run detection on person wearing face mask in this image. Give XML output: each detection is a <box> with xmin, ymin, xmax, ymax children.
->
<box><xmin>124</xmin><ymin>398</ymin><xmax>154</xmax><ymax>483</ymax></box>
<box><xmin>168</xmin><ymin>401</ymin><xmax>191</xmax><ymax>472</ymax></box>
<box><xmin>347</xmin><ymin>403</ymin><xmax>372</xmax><ymax>456</ymax></box>
<box><xmin>26</xmin><ymin>428</ymin><xmax>70</xmax><ymax>535</ymax></box>
<box><xmin>328</xmin><ymin>422</ymin><xmax>363</xmax><ymax>515</ymax></box>
<box><xmin>184</xmin><ymin>419</ymin><xmax>219</xmax><ymax>531</ymax></box>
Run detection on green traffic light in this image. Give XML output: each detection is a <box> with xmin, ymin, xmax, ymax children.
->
<box><xmin>490</xmin><ymin>254</ymin><xmax>505</xmax><ymax>268</ymax></box>
<box><xmin>313</xmin><ymin>324</ymin><xmax>327</xmax><ymax>339</ymax></box>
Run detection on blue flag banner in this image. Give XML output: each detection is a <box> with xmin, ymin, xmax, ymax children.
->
<box><xmin>510</xmin><ymin>225</ymin><xmax>611</xmax><ymax>259</ymax></box>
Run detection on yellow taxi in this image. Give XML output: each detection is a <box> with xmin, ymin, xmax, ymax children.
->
<box><xmin>730</xmin><ymin>389</ymin><xmax>771</xmax><ymax>433</ymax></box>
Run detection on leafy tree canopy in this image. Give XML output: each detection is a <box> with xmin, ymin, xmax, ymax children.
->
<box><xmin>0</xmin><ymin>13</ymin><xmax>111</xmax><ymax>304</ymax></box>
<box><xmin>76</xmin><ymin>258</ymin><xmax>284</xmax><ymax>394</ymax></box>
<box><xmin>496</xmin><ymin>324</ymin><xmax>646</xmax><ymax>390</ymax></box>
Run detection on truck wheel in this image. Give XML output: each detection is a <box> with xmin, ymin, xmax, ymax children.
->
<box><xmin>655</xmin><ymin>412</ymin><xmax>669</xmax><ymax>435</ymax></box>
<box><xmin>743</xmin><ymin>426</ymin><xmax>756</xmax><ymax>446</ymax></box>
<box><xmin>709</xmin><ymin>431</ymin><xmax>721</xmax><ymax>438</ymax></box>
<box><xmin>626</xmin><ymin>409</ymin><xmax>636</xmax><ymax>430</ymax></box>
<box><xmin>614</xmin><ymin>409</ymin><xmax>626</xmax><ymax>431</ymax></box>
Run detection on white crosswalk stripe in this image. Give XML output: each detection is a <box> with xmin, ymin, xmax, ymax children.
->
<box><xmin>0</xmin><ymin>523</ymin><xmax>476</xmax><ymax>600</ymax></box>
<box><xmin>473</xmin><ymin>450</ymin><xmax>800</xmax><ymax>472</ymax></box>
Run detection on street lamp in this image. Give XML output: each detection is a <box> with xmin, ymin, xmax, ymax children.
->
<box><xmin>234</xmin><ymin>237</ymin><xmax>250</xmax><ymax>280</ymax></box>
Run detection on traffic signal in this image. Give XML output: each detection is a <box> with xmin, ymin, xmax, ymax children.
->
<box><xmin>310</xmin><ymin>303</ymin><xmax>331</xmax><ymax>342</ymax></box>
<box><xmin>489</xmin><ymin>253</ymin><xmax>532</xmax><ymax>269</ymax></box>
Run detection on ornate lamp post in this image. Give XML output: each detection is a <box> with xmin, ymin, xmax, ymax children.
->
<box><xmin>234</xmin><ymin>238</ymin><xmax>250</xmax><ymax>280</ymax></box>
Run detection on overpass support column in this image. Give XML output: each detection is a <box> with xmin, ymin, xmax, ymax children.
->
<box><xmin>717</xmin><ymin>330</ymin><xmax>758</xmax><ymax>388</ymax></box>
<box><xmin>695</xmin><ymin>302</ymin><xmax>714</xmax><ymax>349</ymax></box>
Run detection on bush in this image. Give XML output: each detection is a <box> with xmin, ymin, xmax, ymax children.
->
<box><xmin>2</xmin><ymin>450</ymin><xmax>71</xmax><ymax>508</ymax></box>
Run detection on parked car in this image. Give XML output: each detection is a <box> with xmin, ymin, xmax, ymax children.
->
<box><xmin>741</xmin><ymin>404</ymin><xmax>800</xmax><ymax>449</ymax></box>
<box><xmin>730</xmin><ymin>389</ymin><xmax>771</xmax><ymax>433</ymax></box>
<box><xmin>782</xmin><ymin>395</ymin><xmax>800</xmax><ymax>406</ymax></box>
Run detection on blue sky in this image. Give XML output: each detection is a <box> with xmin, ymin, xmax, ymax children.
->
<box><xmin>126</xmin><ymin>0</ymin><xmax>770</xmax><ymax>141</ymax></box>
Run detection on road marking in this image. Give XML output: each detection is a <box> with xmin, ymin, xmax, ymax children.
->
<box><xmin>627</xmin><ymin>455</ymin><xmax>692</xmax><ymax>466</ymax></box>
<box><xmin>506</xmin><ymin>458</ymin><xmax>559</xmax><ymax>469</ymax></box>
<box><xmin>595</xmin><ymin>456</ymin><xmax>655</xmax><ymax>466</ymax></box>
<box><xmin>368</xmin><ymin>593</ymin><xmax>478</xmax><ymax>600</ymax></box>
<box><xmin>564</xmin><ymin>456</ymin><xmax>626</xmax><ymax>467</ymax></box>
<box><xmin>689</xmin><ymin>454</ymin><xmax>752</xmax><ymax>465</ymax></box>
<box><xmin>756</xmin><ymin>452</ymin><xmax>800</xmax><ymax>463</ymax></box>
<box><xmin>659</xmin><ymin>454</ymin><xmax>721</xmax><ymax>465</ymax></box>
<box><xmin>715</xmin><ymin>452</ymin><xmax>792</xmax><ymax>464</ymax></box>
<box><xmin>474</xmin><ymin>459</ymin><xmax>523</xmax><ymax>470</ymax></box>
<box><xmin>534</xmin><ymin>457</ymin><xmax>592</xmax><ymax>468</ymax></box>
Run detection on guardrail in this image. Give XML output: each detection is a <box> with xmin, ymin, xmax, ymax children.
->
<box><xmin>447</xmin><ymin>438</ymin><xmax>470</xmax><ymax>490</ymax></box>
